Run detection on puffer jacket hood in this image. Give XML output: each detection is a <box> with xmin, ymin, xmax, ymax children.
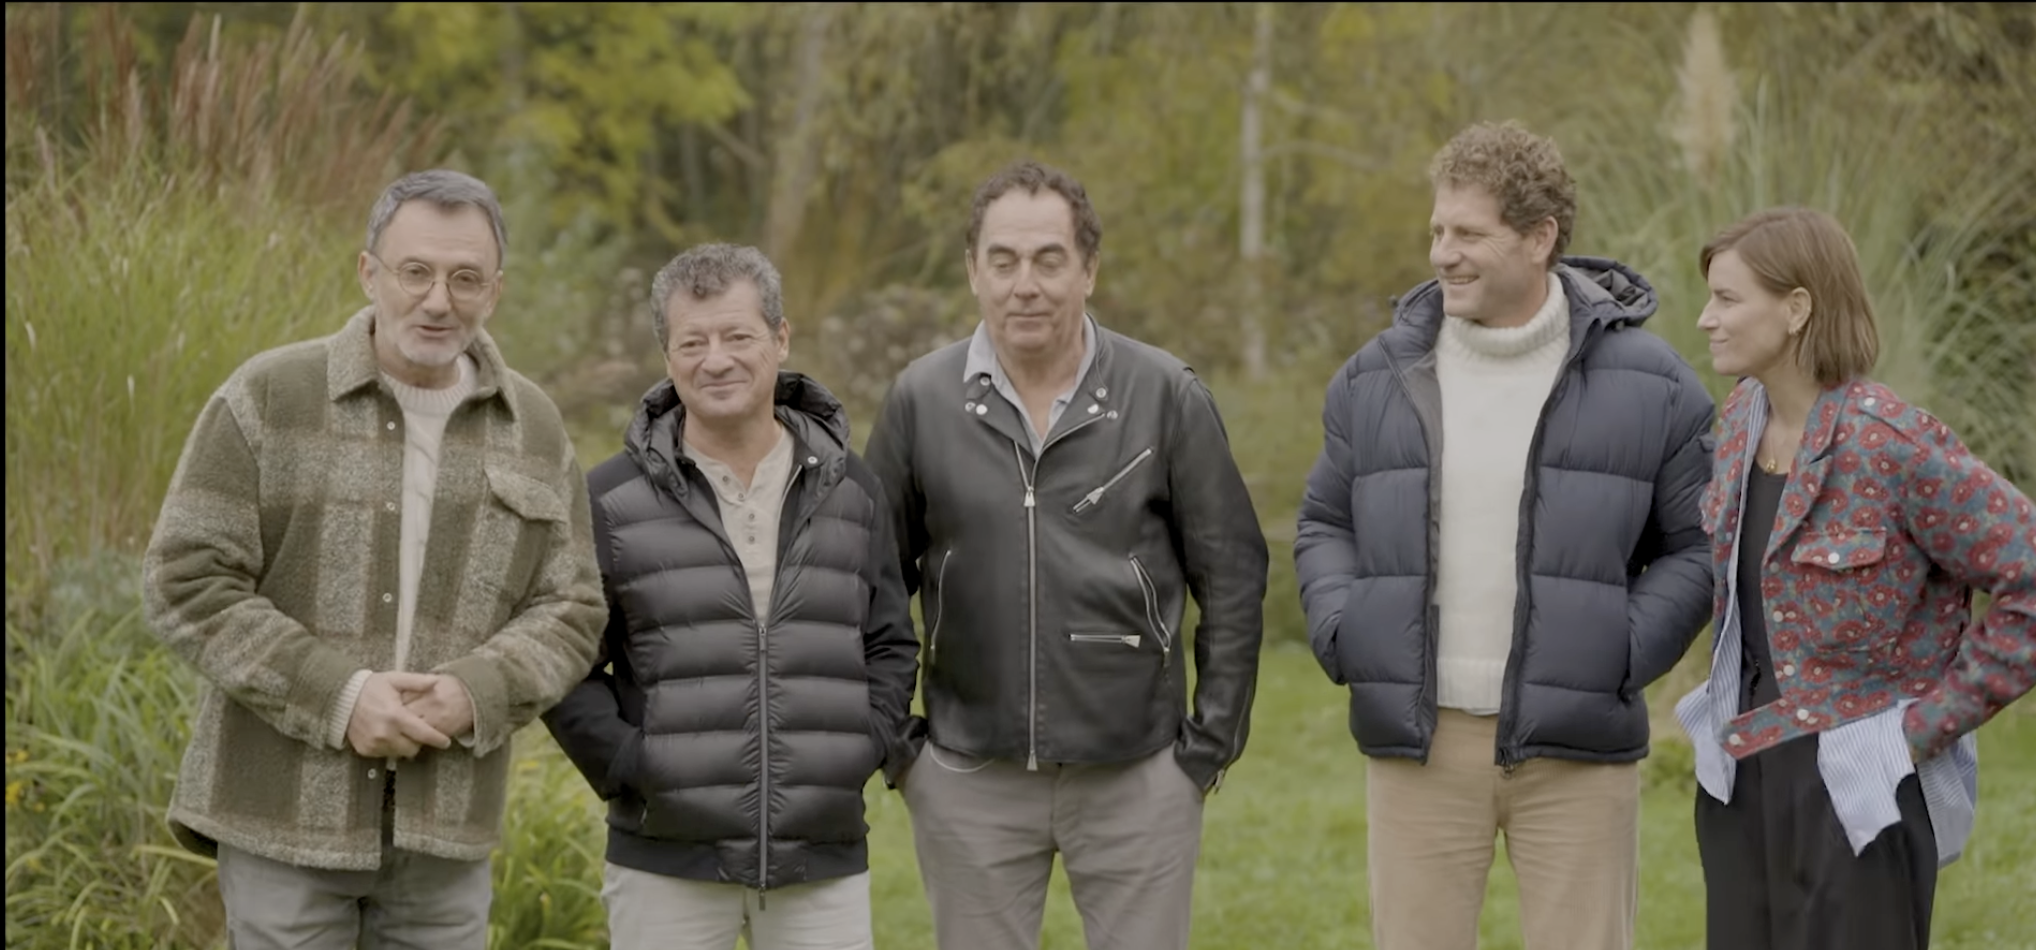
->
<box><xmin>1394</xmin><ymin>254</ymin><xmax>1659</xmax><ymax>334</ymax></box>
<box><xmin>626</xmin><ymin>371</ymin><xmax>851</xmax><ymax>492</ymax></box>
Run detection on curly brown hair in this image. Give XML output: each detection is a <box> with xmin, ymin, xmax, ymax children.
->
<box><xmin>1427</xmin><ymin>121</ymin><xmax>1576</xmax><ymax>269</ymax></box>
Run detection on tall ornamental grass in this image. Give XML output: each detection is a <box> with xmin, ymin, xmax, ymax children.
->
<box><xmin>3</xmin><ymin>7</ymin><xmax>441</xmax><ymax>618</ymax></box>
<box><xmin>1571</xmin><ymin>8</ymin><xmax>2036</xmax><ymax>487</ymax></box>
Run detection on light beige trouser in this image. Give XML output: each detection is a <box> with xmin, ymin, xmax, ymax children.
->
<box><xmin>1366</xmin><ymin>708</ymin><xmax>1640</xmax><ymax>950</ymax></box>
<box><xmin>902</xmin><ymin>742</ymin><xmax>1206</xmax><ymax>950</ymax></box>
<box><xmin>215</xmin><ymin>842</ymin><xmax>490</xmax><ymax>950</ymax></box>
<box><xmin>602</xmin><ymin>863</ymin><xmax>873</xmax><ymax>950</ymax></box>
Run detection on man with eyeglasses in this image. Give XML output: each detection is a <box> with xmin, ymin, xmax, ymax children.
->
<box><xmin>143</xmin><ymin>168</ymin><xmax>606</xmax><ymax>949</ymax></box>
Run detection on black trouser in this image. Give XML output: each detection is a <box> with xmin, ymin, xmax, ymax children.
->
<box><xmin>1695</xmin><ymin>732</ymin><xmax>1938</xmax><ymax>950</ymax></box>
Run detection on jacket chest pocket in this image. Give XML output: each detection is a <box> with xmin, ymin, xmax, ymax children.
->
<box><xmin>476</xmin><ymin>466</ymin><xmax>567</xmax><ymax>606</ymax></box>
<box><xmin>1788</xmin><ymin>525</ymin><xmax>1896</xmax><ymax>654</ymax></box>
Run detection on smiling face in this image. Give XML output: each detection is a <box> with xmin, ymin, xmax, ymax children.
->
<box><xmin>357</xmin><ymin>201</ymin><xmax>502</xmax><ymax>389</ymax></box>
<box><xmin>968</xmin><ymin>189</ymin><xmax>1096</xmax><ymax>364</ymax></box>
<box><xmin>662</xmin><ymin>278</ymin><xmax>789</xmax><ymax>430</ymax></box>
<box><xmin>1697</xmin><ymin>247</ymin><xmax>1811</xmax><ymax>380</ymax></box>
<box><xmin>1428</xmin><ymin>183</ymin><xmax>1556</xmax><ymax>328</ymax></box>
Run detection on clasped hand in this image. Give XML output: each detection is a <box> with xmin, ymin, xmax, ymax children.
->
<box><xmin>345</xmin><ymin>671</ymin><xmax>475</xmax><ymax>759</ymax></box>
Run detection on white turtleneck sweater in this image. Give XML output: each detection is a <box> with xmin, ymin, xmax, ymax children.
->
<box><xmin>323</xmin><ymin>355</ymin><xmax>478</xmax><ymax>750</ymax></box>
<box><xmin>1433</xmin><ymin>272</ymin><xmax>1570</xmax><ymax>716</ymax></box>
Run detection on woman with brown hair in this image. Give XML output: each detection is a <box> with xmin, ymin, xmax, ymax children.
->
<box><xmin>1674</xmin><ymin>206</ymin><xmax>2036</xmax><ymax>950</ymax></box>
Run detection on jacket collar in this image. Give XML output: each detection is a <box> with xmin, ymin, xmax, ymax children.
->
<box><xmin>625</xmin><ymin>371</ymin><xmax>852</xmax><ymax>500</ymax></box>
<box><xmin>1721</xmin><ymin>376</ymin><xmax>1867</xmax><ymax>559</ymax></box>
<box><xmin>1378</xmin><ymin>257</ymin><xmax>1658</xmax><ymax>368</ymax></box>
<box><xmin>326</xmin><ymin>306</ymin><xmax>518</xmax><ymax>419</ymax></box>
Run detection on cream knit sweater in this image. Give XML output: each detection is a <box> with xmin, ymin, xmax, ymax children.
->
<box><xmin>1433</xmin><ymin>272</ymin><xmax>1569</xmax><ymax>715</ymax></box>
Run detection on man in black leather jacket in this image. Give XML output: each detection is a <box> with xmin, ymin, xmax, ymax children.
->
<box><xmin>866</xmin><ymin>159</ymin><xmax>1269</xmax><ymax>950</ymax></box>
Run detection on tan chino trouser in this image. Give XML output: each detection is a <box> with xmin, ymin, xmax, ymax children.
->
<box><xmin>1366</xmin><ymin>708</ymin><xmax>1641</xmax><ymax>950</ymax></box>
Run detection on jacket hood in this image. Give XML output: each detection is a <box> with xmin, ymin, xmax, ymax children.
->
<box><xmin>1391</xmin><ymin>254</ymin><xmax>1659</xmax><ymax>337</ymax></box>
<box><xmin>625</xmin><ymin>371</ymin><xmax>851</xmax><ymax>495</ymax></box>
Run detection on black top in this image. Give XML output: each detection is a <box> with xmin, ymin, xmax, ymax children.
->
<box><xmin>1735</xmin><ymin>467</ymin><xmax>1790</xmax><ymax>713</ymax></box>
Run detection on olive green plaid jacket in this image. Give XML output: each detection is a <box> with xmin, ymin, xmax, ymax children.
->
<box><xmin>142</xmin><ymin>308</ymin><xmax>606</xmax><ymax>870</ymax></box>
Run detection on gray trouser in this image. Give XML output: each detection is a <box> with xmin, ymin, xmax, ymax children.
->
<box><xmin>902</xmin><ymin>742</ymin><xmax>1206</xmax><ymax>950</ymax></box>
<box><xmin>215</xmin><ymin>842</ymin><xmax>491</xmax><ymax>950</ymax></box>
<box><xmin>603</xmin><ymin>863</ymin><xmax>874</xmax><ymax>950</ymax></box>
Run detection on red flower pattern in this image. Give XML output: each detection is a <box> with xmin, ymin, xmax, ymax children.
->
<box><xmin>1706</xmin><ymin>379</ymin><xmax>2036</xmax><ymax>761</ymax></box>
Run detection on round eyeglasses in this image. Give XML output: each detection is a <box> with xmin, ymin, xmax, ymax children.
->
<box><xmin>366</xmin><ymin>250</ymin><xmax>495</xmax><ymax>305</ymax></box>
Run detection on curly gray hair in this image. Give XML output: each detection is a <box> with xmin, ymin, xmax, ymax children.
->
<box><xmin>649</xmin><ymin>243</ymin><xmax>786</xmax><ymax>348</ymax></box>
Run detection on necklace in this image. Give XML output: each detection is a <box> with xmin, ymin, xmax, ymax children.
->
<box><xmin>1759</xmin><ymin>455</ymin><xmax>1782</xmax><ymax>475</ymax></box>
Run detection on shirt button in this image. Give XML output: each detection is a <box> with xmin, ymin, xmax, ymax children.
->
<box><xmin>1863</xmin><ymin>397</ymin><xmax>1877</xmax><ymax>409</ymax></box>
<box><xmin>385</xmin><ymin>502</ymin><xmax>397</xmax><ymax>513</ymax></box>
<box><xmin>368</xmin><ymin>768</ymin><xmax>378</xmax><ymax>779</ymax></box>
<box><xmin>1727</xmin><ymin>734</ymin><xmax>1744</xmax><ymax>746</ymax></box>
<box><xmin>382</xmin><ymin>593</ymin><xmax>394</xmax><ymax>604</ymax></box>
<box><xmin>386</xmin><ymin>421</ymin><xmax>397</xmax><ymax>431</ymax></box>
<box><xmin>1780</xmin><ymin>663</ymin><xmax>1795</xmax><ymax>676</ymax></box>
<box><xmin>1796</xmin><ymin>709</ymin><xmax>1811</xmax><ymax>721</ymax></box>
<box><xmin>1828</xmin><ymin>552</ymin><xmax>1842</xmax><ymax>565</ymax></box>
<box><xmin>1771</xmin><ymin>610</ymin><xmax>1784</xmax><ymax>624</ymax></box>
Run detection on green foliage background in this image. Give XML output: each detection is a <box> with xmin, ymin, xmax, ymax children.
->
<box><xmin>6</xmin><ymin>2</ymin><xmax>2033</xmax><ymax>947</ymax></box>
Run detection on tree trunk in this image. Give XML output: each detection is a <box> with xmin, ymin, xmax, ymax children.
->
<box><xmin>765</xmin><ymin>3</ymin><xmax>835</xmax><ymax>262</ymax></box>
<box><xmin>1238</xmin><ymin>1</ymin><xmax>1273</xmax><ymax>379</ymax></box>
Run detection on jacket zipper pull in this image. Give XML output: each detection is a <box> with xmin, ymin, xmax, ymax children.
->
<box><xmin>1026</xmin><ymin>751</ymin><xmax>1038</xmax><ymax>771</ymax></box>
<box><xmin>1024</xmin><ymin>487</ymin><xmax>1035</xmax><ymax>509</ymax></box>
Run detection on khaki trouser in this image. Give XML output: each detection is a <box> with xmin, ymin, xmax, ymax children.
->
<box><xmin>1366</xmin><ymin>708</ymin><xmax>1640</xmax><ymax>950</ymax></box>
<box><xmin>602</xmin><ymin>864</ymin><xmax>873</xmax><ymax>950</ymax></box>
<box><xmin>902</xmin><ymin>742</ymin><xmax>1206</xmax><ymax>950</ymax></box>
<box><xmin>216</xmin><ymin>842</ymin><xmax>491</xmax><ymax>950</ymax></box>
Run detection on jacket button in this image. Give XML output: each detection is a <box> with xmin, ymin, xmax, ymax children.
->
<box><xmin>368</xmin><ymin>768</ymin><xmax>378</xmax><ymax>779</ymax></box>
<box><xmin>975</xmin><ymin>404</ymin><xmax>988</xmax><ymax>416</ymax></box>
<box><xmin>964</xmin><ymin>401</ymin><xmax>976</xmax><ymax>412</ymax></box>
<box><xmin>1094</xmin><ymin>388</ymin><xmax>1108</xmax><ymax>399</ymax></box>
<box><xmin>386</xmin><ymin>421</ymin><xmax>397</xmax><ymax>431</ymax></box>
<box><xmin>382</xmin><ymin>593</ymin><xmax>394</xmax><ymax>604</ymax></box>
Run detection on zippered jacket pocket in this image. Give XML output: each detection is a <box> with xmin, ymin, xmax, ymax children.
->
<box><xmin>1129</xmin><ymin>555</ymin><xmax>1174</xmax><ymax>667</ymax></box>
<box><xmin>1072</xmin><ymin>448</ymin><xmax>1155</xmax><ymax>513</ymax></box>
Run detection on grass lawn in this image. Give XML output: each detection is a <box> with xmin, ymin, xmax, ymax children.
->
<box><xmin>850</xmin><ymin>644</ymin><xmax>2036</xmax><ymax>949</ymax></box>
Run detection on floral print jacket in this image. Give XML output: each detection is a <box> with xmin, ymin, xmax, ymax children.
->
<box><xmin>1700</xmin><ymin>377</ymin><xmax>2036</xmax><ymax>761</ymax></box>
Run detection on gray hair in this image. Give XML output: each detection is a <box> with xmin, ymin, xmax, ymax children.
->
<box><xmin>649</xmin><ymin>243</ymin><xmax>786</xmax><ymax>348</ymax></box>
<box><xmin>364</xmin><ymin>170</ymin><xmax>509</xmax><ymax>269</ymax></box>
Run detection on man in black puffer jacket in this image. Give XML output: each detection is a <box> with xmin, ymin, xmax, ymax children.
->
<box><xmin>1295</xmin><ymin>122</ymin><xmax>1714</xmax><ymax>950</ymax></box>
<box><xmin>543</xmin><ymin>244</ymin><xmax>920</xmax><ymax>950</ymax></box>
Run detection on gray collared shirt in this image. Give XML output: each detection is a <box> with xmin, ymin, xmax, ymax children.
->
<box><xmin>963</xmin><ymin>315</ymin><xmax>1098</xmax><ymax>453</ymax></box>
